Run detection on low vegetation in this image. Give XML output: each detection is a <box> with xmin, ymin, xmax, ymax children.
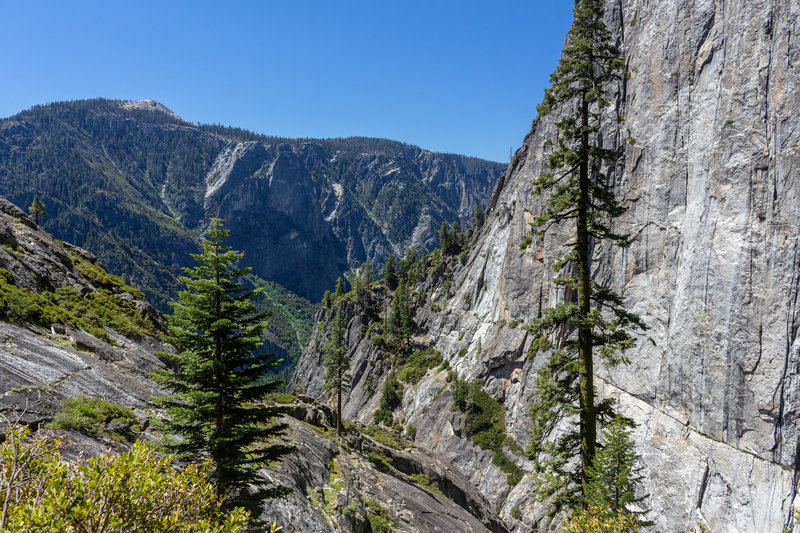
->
<box><xmin>451</xmin><ymin>377</ymin><xmax>524</xmax><ymax>487</ymax></box>
<box><xmin>0</xmin><ymin>267</ymin><xmax>159</xmax><ymax>343</ymax></box>
<box><xmin>0</xmin><ymin>425</ymin><xmax>254</xmax><ymax>532</ymax></box>
<box><xmin>397</xmin><ymin>347</ymin><xmax>443</xmax><ymax>385</ymax></box>
<box><xmin>48</xmin><ymin>396</ymin><xmax>140</xmax><ymax>442</ymax></box>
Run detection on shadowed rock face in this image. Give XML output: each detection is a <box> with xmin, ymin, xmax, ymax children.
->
<box><xmin>293</xmin><ymin>1</ymin><xmax>800</xmax><ymax>531</ymax></box>
<box><xmin>0</xmin><ymin>99</ymin><xmax>504</xmax><ymax>306</ymax></box>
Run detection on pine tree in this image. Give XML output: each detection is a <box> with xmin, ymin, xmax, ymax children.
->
<box><xmin>471</xmin><ymin>205</ymin><xmax>485</xmax><ymax>232</ymax></box>
<box><xmin>524</xmin><ymin>0</ymin><xmax>646</xmax><ymax>513</ymax></box>
<box><xmin>28</xmin><ymin>195</ymin><xmax>46</xmax><ymax>226</ymax></box>
<box><xmin>323</xmin><ymin>307</ymin><xmax>352</xmax><ymax>436</ymax></box>
<box><xmin>334</xmin><ymin>276</ymin><xmax>346</xmax><ymax>299</ymax></box>
<box><xmin>362</xmin><ymin>258</ymin><xmax>373</xmax><ymax>286</ymax></box>
<box><xmin>585</xmin><ymin>415</ymin><xmax>649</xmax><ymax>524</ymax></box>
<box><xmin>383</xmin><ymin>253</ymin><xmax>398</xmax><ymax>290</ymax></box>
<box><xmin>388</xmin><ymin>279</ymin><xmax>413</xmax><ymax>351</ymax></box>
<box><xmin>151</xmin><ymin>218</ymin><xmax>292</xmax><ymax>517</ymax></box>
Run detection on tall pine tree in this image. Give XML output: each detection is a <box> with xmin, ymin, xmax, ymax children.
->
<box><xmin>524</xmin><ymin>0</ymin><xmax>645</xmax><ymax>513</ymax></box>
<box><xmin>152</xmin><ymin>218</ymin><xmax>292</xmax><ymax>518</ymax></box>
<box><xmin>323</xmin><ymin>307</ymin><xmax>351</xmax><ymax>436</ymax></box>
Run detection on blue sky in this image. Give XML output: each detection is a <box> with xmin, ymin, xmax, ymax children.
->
<box><xmin>1</xmin><ymin>1</ymin><xmax>574</xmax><ymax>163</ymax></box>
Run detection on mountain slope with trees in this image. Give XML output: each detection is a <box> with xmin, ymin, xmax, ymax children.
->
<box><xmin>0</xmin><ymin>99</ymin><xmax>503</xmax><ymax>308</ymax></box>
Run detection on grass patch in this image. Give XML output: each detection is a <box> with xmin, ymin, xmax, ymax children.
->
<box><xmin>408</xmin><ymin>473</ymin><xmax>446</xmax><ymax>498</ymax></box>
<box><xmin>362</xmin><ymin>424</ymin><xmax>413</xmax><ymax>450</ymax></box>
<box><xmin>0</xmin><ymin>269</ymin><xmax>159</xmax><ymax>343</ymax></box>
<box><xmin>366</xmin><ymin>451</ymin><xmax>394</xmax><ymax>472</ymax></box>
<box><xmin>397</xmin><ymin>347</ymin><xmax>443</xmax><ymax>385</ymax></box>
<box><xmin>48</xmin><ymin>396</ymin><xmax>140</xmax><ymax>442</ymax></box>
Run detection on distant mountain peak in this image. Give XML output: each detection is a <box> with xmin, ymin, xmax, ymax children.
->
<box><xmin>120</xmin><ymin>99</ymin><xmax>186</xmax><ymax>122</ymax></box>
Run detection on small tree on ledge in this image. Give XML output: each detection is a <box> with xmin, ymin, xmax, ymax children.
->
<box><xmin>28</xmin><ymin>195</ymin><xmax>46</xmax><ymax>225</ymax></box>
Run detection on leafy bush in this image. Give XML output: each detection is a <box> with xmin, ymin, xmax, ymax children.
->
<box><xmin>397</xmin><ymin>348</ymin><xmax>443</xmax><ymax>385</ymax></box>
<box><xmin>0</xmin><ymin>425</ymin><xmax>252</xmax><ymax>532</ymax></box>
<box><xmin>562</xmin><ymin>506</ymin><xmax>640</xmax><ymax>533</ymax></box>
<box><xmin>48</xmin><ymin>396</ymin><xmax>140</xmax><ymax>442</ymax></box>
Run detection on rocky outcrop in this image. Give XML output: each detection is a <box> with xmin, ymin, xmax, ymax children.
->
<box><xmin>0</xmin><ymin>196</ymin><xmax>169</xmax><ymax>423</ymax></box>
<box><xmin>292</xmin><ymin>1</ymin><xmax>800</xmax><ymax>531</ymax></box>
<box><xmin>261</xmin><ymin>396</ymin><xmax>508</xmax><ymax>533</ymax></box>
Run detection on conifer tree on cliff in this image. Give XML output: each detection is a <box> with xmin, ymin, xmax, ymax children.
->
<box><xmin>152</xmin><ymin>218</ymin><xmax>292</xmax><ymax>518</ymax></box>
<box><xmin>323</xmin><ymin>307</ymin><xmax>351</xmax><ymax>437</ymax></box>
<box><xmin>523</xmin><ymin>0</ymin><xmax>645</xmax><ymax>513</ymax></box>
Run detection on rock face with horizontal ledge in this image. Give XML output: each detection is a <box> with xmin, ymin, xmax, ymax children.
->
<box><xmin>292</xmin><ymin>1</ymin><xmax>800</xmax><ymax>530</ymax></box>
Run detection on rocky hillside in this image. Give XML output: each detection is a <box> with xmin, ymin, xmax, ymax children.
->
<box><xmin>291</xmin><ymin>1</ymin><xmax>800</xmax><ymax>531</ymax></box>
<box><xmin>0</xmin><ymin>194</ymin><xmax>167</xmax><ymax>430</ymax></box>
<box><xmin>0</xmin><ymin>99</ymin><xmax>504</xmax><ymax>308</ymax></box>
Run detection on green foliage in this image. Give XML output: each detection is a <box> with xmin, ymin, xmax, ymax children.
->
<box><xmin>383</xmin><ymin>253</ymin><xmax>398</xmax><ymax>290</ymax></box>
<box><xmin>151</xmin><ymin>219</ymin><xmax>292</xmax><ymax>516</ymax></box>
<box><xmin>510</xmin><ymin>506</ymin><xmax>523</xmax><ymax>520</ymax></box>
<box><xmin>451</xmin><ymin>378</ymin><xmax>521</xmax><ymax>486</ymax></box>
<box><xmin>28</xmin><ymin>195</ymin><xmax>46</xmax><ymax>225</ymax></box>
<box><xmin>585</xmin><ymin>415</ymin><xmax>650</xmax><ymax>520</ymax></box>
<box><xmin>525</xmin><ymin>0</ymin><xmax>645</xmax><ymax>513</ymax></box>
<box><xmin>246</xmin><ymin>274</ymin><xmax>316</xmax><ymax>382</ymax></box>
<box><xmin>408</xmin><ymin>473</ymin><xmax>445</xmax><ymax>497</ymax></box>
<box><xmin>562</xmin><ymin>506</ymin><xmax>640</xmax><ymax>533</ymax></box>
<box><xmin>334</xmin><ymin>277</ymin><xmax>346</xmax><ymax>299</ymax></box>
<box><xmin>0</xmin><ymin>425</ymin><xmax>251</xmax><ymax>532</ymax></box>
<box><xmin>492</xmin><ymin>451</ymin><xmax>524</xmax><ymax>487</ymax></box>
<box><xmin>48</xmin><ymin>396</ymin><xmax>140</xmax><ymax>442</ymax></box>
<box><xmin>70</xmin><ymin>253</ymin><xmax>146</xmax><ymax>300</ymax></box>
<box><xmin>366</xmin><ymin>451</ymin><xmax>395</xmax><ymax>473</ymax></box>
<box><xmin>0</xmin><ymin>266</ymin><xmax>158</xmax><ymax>343</ymax></box>
<box><xmin>323</xmin><ymin>307</ymin><xmax>352</xmax><ymax>435</ymax></box>
<box><xmin>364</xmin><ymin>499</ymin><xmax>397</xmax><ymax>533</ymax></box>
<box><xmin>387</xmin><ymin>279</ymin><xmax>414</xmax><ymax>350</ymax></box>
<box><xmin>361</xmin><ymin>424</ymin><xmax>413</xmax><ymax>450</ymax></box>
<box><xmin>374</xmin><ymin>371</ymin><xmax>403</xmax><ymax>426</ymax></box>
<box><xmin>397</xmin><ymin>347</ymin><xmax>443</xmax><ymax>385</ymax></box>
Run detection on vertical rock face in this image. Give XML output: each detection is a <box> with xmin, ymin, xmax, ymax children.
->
<box><xmin>293</xmin><ymin>1</ymin><xmax>800</xmax><ymax>531</ymax></box>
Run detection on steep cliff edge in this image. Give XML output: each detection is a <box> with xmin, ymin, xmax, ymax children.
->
<box><xmin>292</xmin><ymin>1</ymin><xmax>800</xmax><ymax>531</ymax></box>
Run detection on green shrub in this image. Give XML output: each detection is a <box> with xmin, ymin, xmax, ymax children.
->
<box><xmin>49</xmin><ymin>396</ymin><xmax>140</xmax><ymax>442</ymax></box>
<box><xmin>563</xmin><ymin>506</ymin><xmax>640</xmax><ymax>532</ymax></box>
<box><xmin>0</xmin><ymin>267</ymin><xmax>159</xmax><ymax>344</ymax></box>
<box><xmin>364</xmin><ymin>499</ymin><xmax>396</xmax><ymax>533</ymax></box>
<box><xmin>510</xmin><ymin>506</ymin><xmax>522</xmax><ymax>520</ymax></box>
<box><xmin>0</xmin><ymin>425</ymin><xmax>251</xmax><ymax>532</ymax></box>
<box><xmin>451</xmin><ymin>378</ymin><xmax>521</xmax><ymax>486</ymax></box>
<box><xmin>374</xmin><ymin>371</ymin><xmax>403</xmax><ymax>425</ymax></box>
<box><xmin>397</xmin><ymin>348</ymin><xmax>443</xmax><ymax>385</ymax></box>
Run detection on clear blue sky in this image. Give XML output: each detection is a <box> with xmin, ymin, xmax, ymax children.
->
<box><xmin>1</xmin><ymin>1</ymin><xmax>574</xmax><ymax>163</ymax></box>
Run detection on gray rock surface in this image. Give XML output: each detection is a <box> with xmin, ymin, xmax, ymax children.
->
<box><xmin>261</xmin><ymin>398</ymin><xmax>506</xmax><ymax>533</ymax></box>
<box><xmin>293</xmin><ymin>1</ymin><xmax>800</xmax><ymax>531</ymax></box>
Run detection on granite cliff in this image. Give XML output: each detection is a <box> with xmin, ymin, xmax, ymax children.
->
<box><xmin>292</xmin><ymin>0</ymin><xmax>800</xmax><ymax>531</ymax></box>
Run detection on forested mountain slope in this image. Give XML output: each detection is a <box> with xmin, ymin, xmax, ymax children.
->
<box><xmin>0</xmin><ymin>98</ymin><xmax>503</xmax><ymax>306</ymax></box>
<box><xmin>292</xmin><ymin>1</ymin><xmax>800</xmax><ymax>531</ymax></box>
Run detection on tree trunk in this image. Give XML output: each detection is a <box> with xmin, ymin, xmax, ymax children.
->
<box><xmin>577</xmin><ymin>91</ymin><xmax>596</xmax><ymax>494</ymax></box>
